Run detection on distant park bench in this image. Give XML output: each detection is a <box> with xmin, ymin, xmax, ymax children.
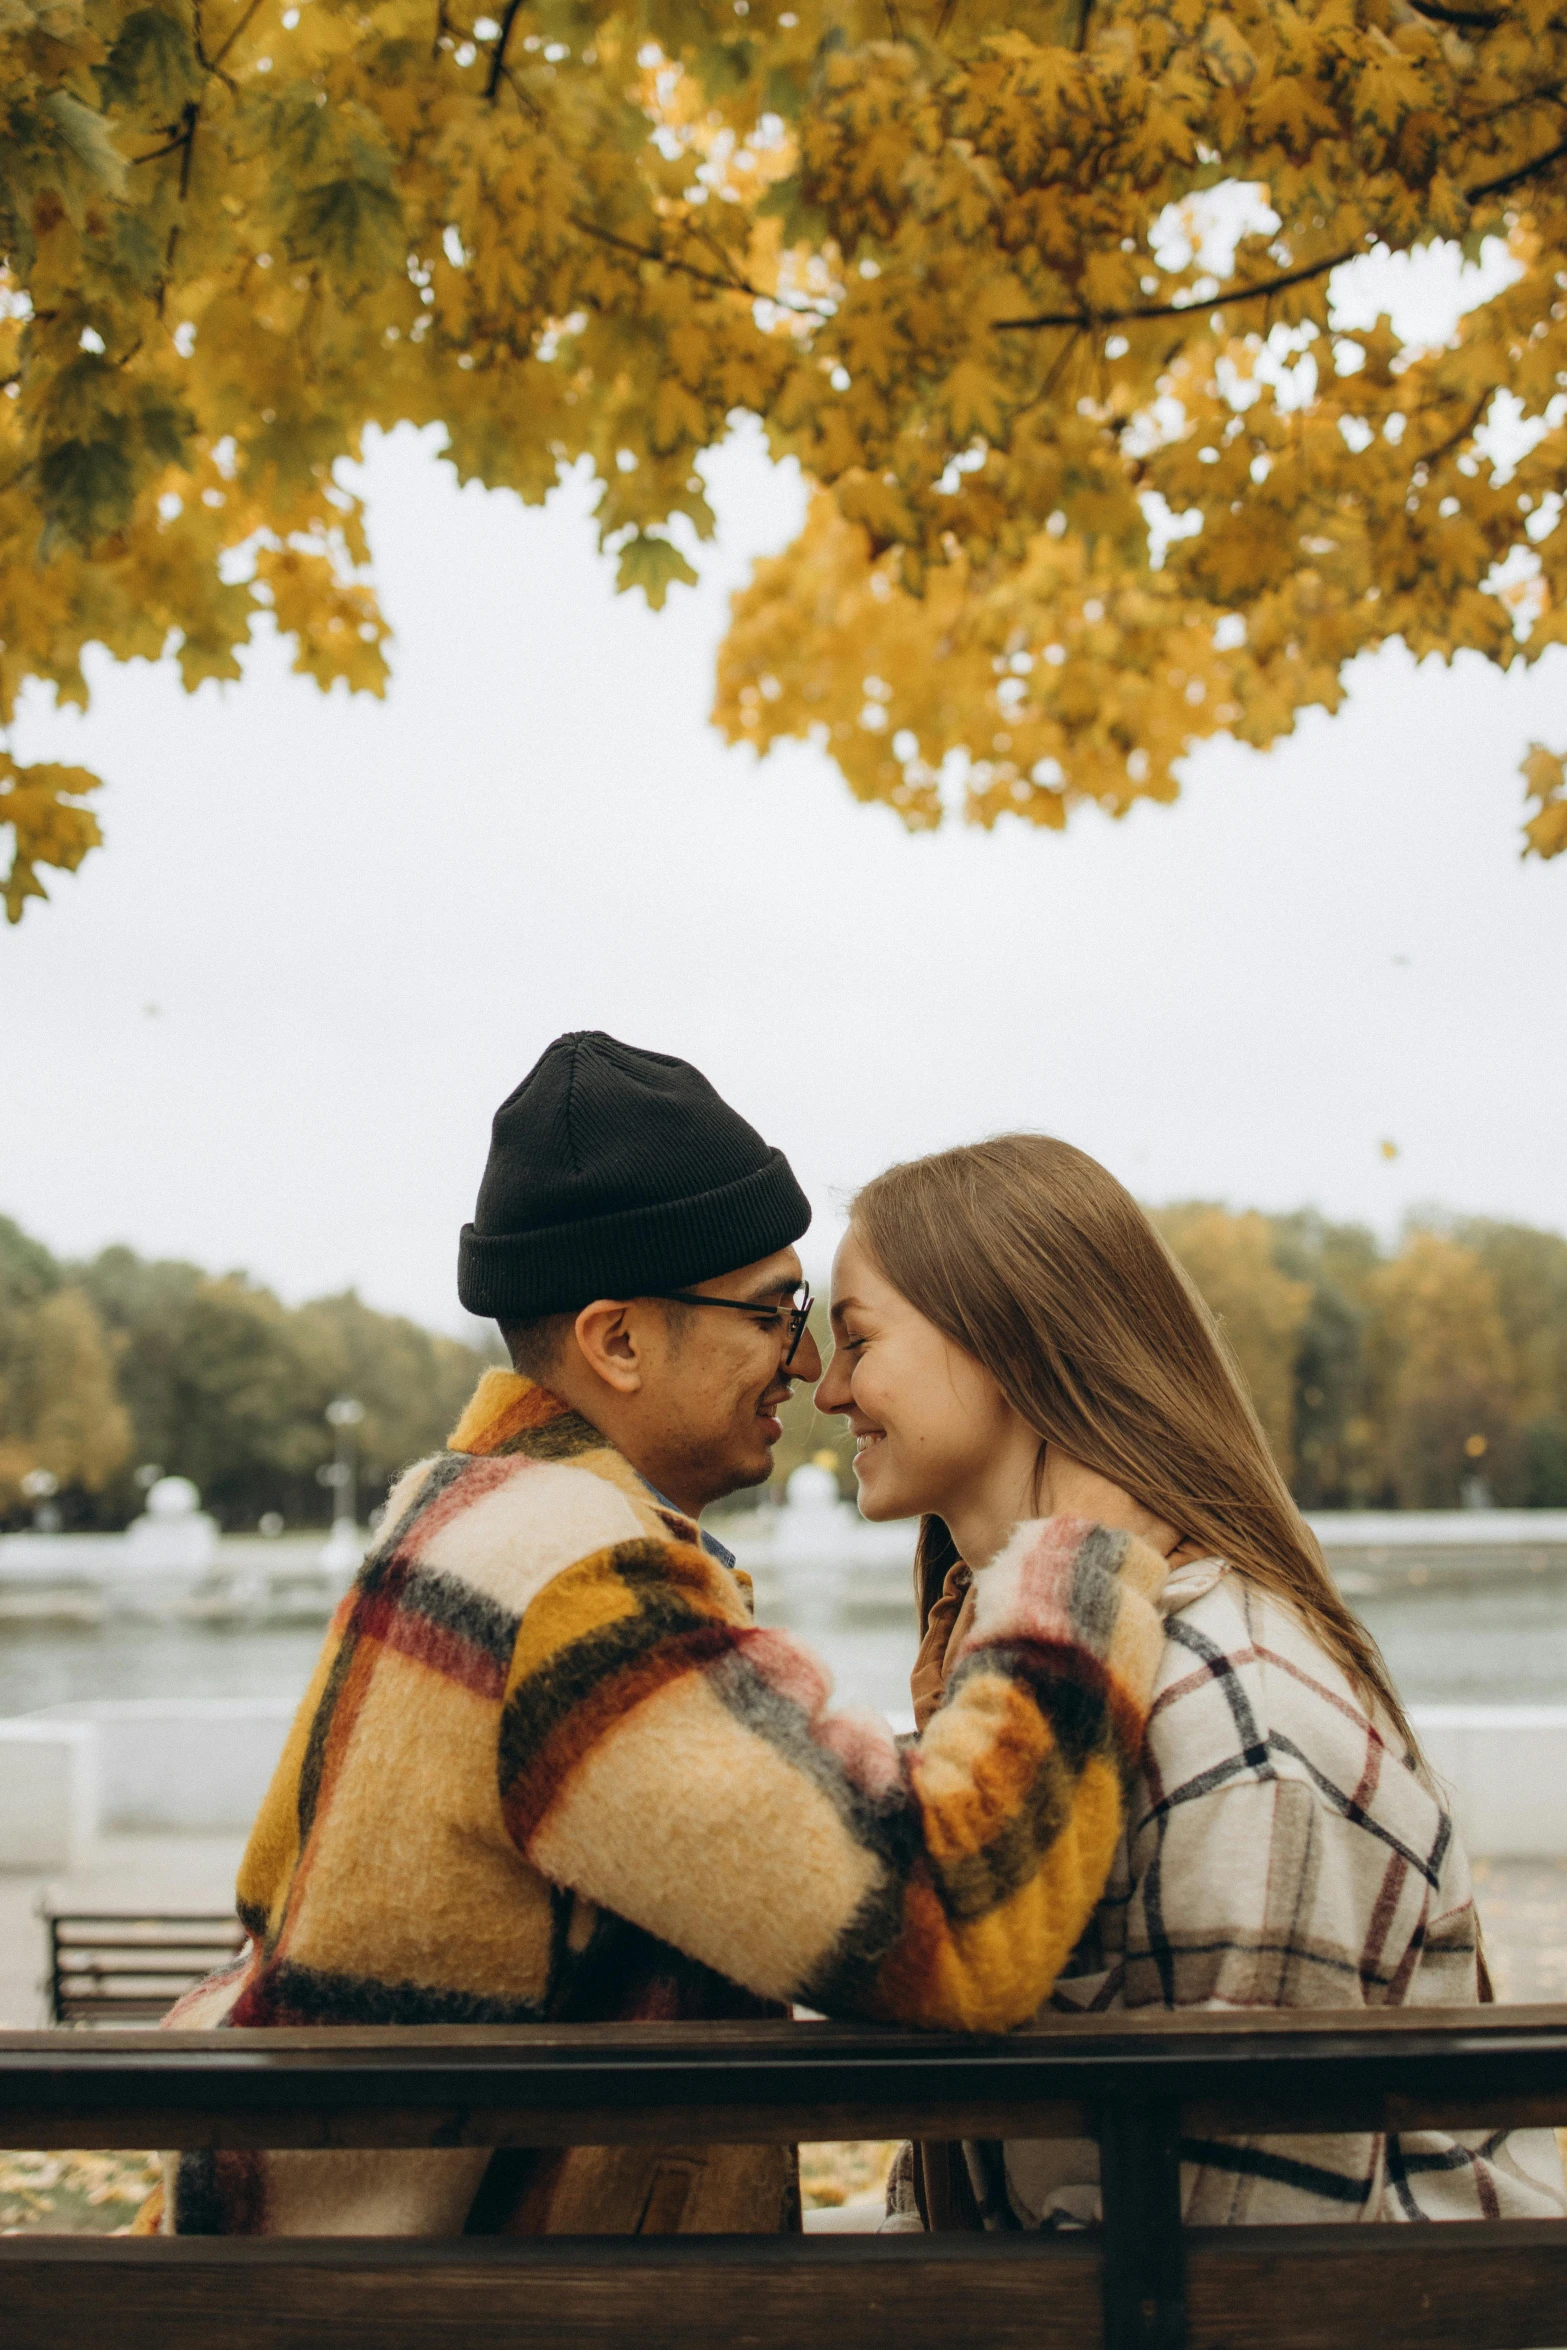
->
<box><xmin>43</xmin><ymin>1912</ymin><xmax>246</xmax><ymax>2026</ymax></box>
<box><xmin>2</xmin><ymin>2007</ymin><xmax>1566</xmax><ymax>2349</ymax></box>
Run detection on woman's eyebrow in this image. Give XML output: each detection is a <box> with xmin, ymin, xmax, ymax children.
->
<box><xmin>830</xmin><ymin>1294</ymin><xmax>866</xmax><ymax>1327</ymax></box>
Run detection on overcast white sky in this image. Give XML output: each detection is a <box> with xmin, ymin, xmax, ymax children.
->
<box><xmin>5</xmin><ymin>246</ymin><xmax>1565</xmax><ymax>1334</ymax></box>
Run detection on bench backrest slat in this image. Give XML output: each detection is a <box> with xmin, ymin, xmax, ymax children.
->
<box><xmin>4</xmin><ymin>2222</ymin><xmax>1567</xmax><ymax>2350</ymax></box>
<box><xmin>3</xmin><ymin>2010</ymin><xmax>1566</xmax><ymax>2147</ymax></box>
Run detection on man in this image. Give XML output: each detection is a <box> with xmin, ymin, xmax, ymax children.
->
<box><xmin>156</xmin><ymin>1032</ymin><xmax>1171</xmax><ymax>2238</ymax></box>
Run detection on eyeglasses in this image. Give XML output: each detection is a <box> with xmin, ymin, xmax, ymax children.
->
<box><xmin>646</xmin><ymin>1285</ymin><xmax>814</xmax><ymax>1369</ymax></box>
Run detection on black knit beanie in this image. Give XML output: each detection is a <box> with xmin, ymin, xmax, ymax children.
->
<box><xmin>457</xmin><ymin>1032</ymin><xmax>811</xmax><ymax>1319</ymax></box>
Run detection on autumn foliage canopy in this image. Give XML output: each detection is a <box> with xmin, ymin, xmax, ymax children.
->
<box><xmin>5</xmin><ymin>0</ymin><xmax>1567</xmax><ymax>915</ymax></box>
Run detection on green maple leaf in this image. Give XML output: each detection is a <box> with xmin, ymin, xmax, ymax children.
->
<box><xmin>99</xmin><ymin>9</ymin><xmax>200</xmax><ymax>112</ymax></box>
<box><xmin>39</xmin><ymin>439</ymin><xmax>135</xmax><ymax>550</ymax></box>
<box><xmin>288</xmin><ymin>178</ymin><xmax>405</xmax><ymax>293</ymax></box>
<box><xmin>616</xmin><ymin>531</ymin><xmax>699</xmax><ymax>608</ymax></box>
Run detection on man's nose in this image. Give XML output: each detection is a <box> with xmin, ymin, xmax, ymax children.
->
<box><xmin>787</xmin><ymin>1325</ymin><xmax>824</xmax><ymax>1385</ymax></box>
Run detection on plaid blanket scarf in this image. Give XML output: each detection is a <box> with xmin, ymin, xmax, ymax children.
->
<box><xmin>155</xmin><ymin>1369</ymin><xmax>1171</xmax><ymax>2237</ymax></box>
<box><xmin>889</xmin><ymin>1558</ymin><xmax>1567</xmax><ymax>2230</ymax></box>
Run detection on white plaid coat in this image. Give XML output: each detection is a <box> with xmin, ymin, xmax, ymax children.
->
<box><xmin>891</xmin><ymin>1558</ymin><xmax>1567</xmax><ymax>2230</ymax></box>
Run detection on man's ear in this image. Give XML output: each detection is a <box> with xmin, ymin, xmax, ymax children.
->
<box><xmin>570</xmin><ymin>1298</ymin><xmax>643</xmax><ymax>1395</ymax></box>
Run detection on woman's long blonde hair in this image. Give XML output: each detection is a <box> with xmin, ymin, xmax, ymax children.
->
<box><xmin>852</xmin><ymin>1133</ymin><xmax>1414</xmax><ymax>1753</ymax></box>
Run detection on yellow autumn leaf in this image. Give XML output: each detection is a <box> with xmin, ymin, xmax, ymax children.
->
<box><xmin>942</xmin><ymin>358</ymin><xmax>1009</xmax><ymax>441</ymax></box>
<box><xmin>0</xmin><ymin>754</ymin><xmax>104</xmax><ymax>920</ymax></box>
<box><xmin>1521</xmin><ymin>742</ymin><xmax>1567</xmax><ymax>861</ymax></box>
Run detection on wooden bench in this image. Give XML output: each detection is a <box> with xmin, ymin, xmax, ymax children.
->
<box><xmin>2</xmin><ymin>2006</ymin><xmax>1566</xmax><ymax>2349</ymax></box>
<box><xmin>43</xmin><ymin>1912</ymin><xmax>247</xmax><ymax>2026</ymax></box>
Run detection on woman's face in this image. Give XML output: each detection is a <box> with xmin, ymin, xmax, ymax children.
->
<box><xmin>814</xmin><ymin>1228</ymin><xmax>1021</xmax><ymax>1524</ymax></box>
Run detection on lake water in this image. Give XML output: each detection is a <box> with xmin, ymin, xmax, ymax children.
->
<box><xmin>3</xmin><ymin>1559</ymin><xmax>1565</xmax><ymax>1723</ymax></box>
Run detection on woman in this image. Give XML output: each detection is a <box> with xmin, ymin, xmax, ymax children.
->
<box><xmin>815</xmin><ymin>1133</ymin><xmax>1566</xmax><ymax>2231</ymax></box>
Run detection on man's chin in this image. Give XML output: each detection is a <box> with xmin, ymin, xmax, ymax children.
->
<box><xmin>709</xmin><ymin>1444</ymin><xmax>776</xmax><ymax>1503</ymax></box>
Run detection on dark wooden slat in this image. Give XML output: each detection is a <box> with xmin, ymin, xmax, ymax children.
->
<box><xmin>12</xmin><ymin>2006</ymin><xmax>1567</xmax><ymax>2054</ymax></box>
<box><xmin>0</xmin><ymin>2235</ymin><xmax>1102</xmax><ymax>2350</ymax></box>
<box><xmin>54</xmin><ymin>1950</ymin><xmax>242</xmax><ymax>1962</ymax></box>
<box><xmin>3</xmin><ymin>2224</ymin><xmax>1565</xmax><ymax>2350</ymax></box>
<box><xmin>54</xmin><ymin>1967</ymin><xmax>239</xmax><ymax>1980</ymax></box>
<box><xmin>46</xmin><ymin>1915</ymin><xmax>244</xmax><ymax>1927</ymax></box>
<box><xmin>54</xmin><ymin>1942</ymin><xmax>240</xmax><ymax>1953</ymax></box>
<box><xmin>3</xmin><ymin>2012</ymin><xmax>1566</xmax><ymax>2151</ymax></box>
<box><xmin>52</xmin><ymin>1930</ymin><xmax>243</xmax><ymax>1942</ymax></box>
<box><xmin>1100</xmin><ymin>2099</ymin><xmax>1185</xmax><ymax>2350</ymax></box>
<box><xmin>1184</xmin><ymin>2220</ymin><xmax>1567</xmax><ymax>2350</ymax></box>
<box><xmin>0</xmin><ymin>2101</ymin><xmax>1092</xmax><ymax>2153</ymax></box>
<box><xmin>11</xmin><ymin>2003</ymin><xmax>1564</xmax><ymax>2043</ymax></box>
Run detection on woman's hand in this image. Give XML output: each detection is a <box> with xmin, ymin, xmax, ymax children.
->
<box><xmin>1038</xmin><ymin>1446</ymin><xmax>1190</xmax><ymax>1562</ymax></box>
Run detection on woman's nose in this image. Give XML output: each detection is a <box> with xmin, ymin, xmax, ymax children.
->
<box><xmin>813</xmin><ymin>1343</ymin><xmax>849</xmax><ymax>1411</ymax></box>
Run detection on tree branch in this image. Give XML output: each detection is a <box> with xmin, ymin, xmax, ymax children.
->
<box><xmin>207</xmin><ymin>0</ymin><xmax>267</xmax><ymax>72</ymax></box>
<box><xmin>1403</xmin><ymin>0</ymin><xmax>1506</xmax><ymax>27</ymax></box>
<box><xmin>486</xmin><ymin>0</ymin><xmax>527</xmax><ymax>98</ymax></box>
<box><xmin>995</xmin><ymin>126</ymin><xmax>1567</xmax><ymax>335</ymax></box>
<box><xmin>132</xmin><ymin>99</ymin><xmax>199</xmax><ymax>181</ymax></box>
<box><xmin>1464</xmin><ymin>81</ymin><xmax>1567</xmax><ymax>135</ymax></box>
<box><xmin>567</xmin><ymin>214</ymin><xmax>833</xmax><ymax>315</ymax></box>
<box><xmin>1416</xmin><ymin>388</ymin><xmax>1493</xmax><ymax>471</ymax></box>
<box><xmin>132</xmin><ymin>126</ymin><xmax>192</xmax><ymax>165</ymax></box>
<box><xmin>494</xmin><ymin>61</ymin><xmax>546</xmax><ymax>125</ymax></box>
<box><xmin>689</xmin><ymin>218</ymin><xmax>760</xmax><ymax>293</ymax></box>
<box><xmin>994</xmin><ymin>243</ymin><xmax>1360</xmax><ymax>332</ymax></box>
<box><xmin>1468</xmin><ymin>129</ymin><xmax>1567</xmax><ymax>199</ymax></box>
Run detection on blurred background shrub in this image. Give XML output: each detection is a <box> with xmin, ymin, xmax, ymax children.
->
<box><xmin>0</xmin><ymin>1214</ymin><xmax>495</xmax><ymax>1531</ymax></box>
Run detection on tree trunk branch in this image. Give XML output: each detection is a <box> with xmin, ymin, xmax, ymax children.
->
<box><xmin>486</xmin><ymin>0</ymin><xmax>527</xmax><ymax>99</ymax></box>
<box><xmin>567</xmin><ymin>214</ymin><xmax>832</xmax><ymax>315</ymax></box>
<box><xmin>993</xmin><ymin>244</ymin><xmax>1360</xmax><ymax>333</ymax></box>
<box><xmin>1404</xmin><ymin>0</ymin><xmax>1506</xmax><ymax>28</ymax></box>
<box><xmin>994</xmin><ymin>127</ymin><xmax>1567</xmax><ymax>336</ymax></box>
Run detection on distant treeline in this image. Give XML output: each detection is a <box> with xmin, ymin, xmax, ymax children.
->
<box><xmin>1153</xmin><ymin>1207</ymin><xmax>1567</xmax><ymax>1511</ymax></box>
<box><xmin>4</xmin><ymin>1204</ymin><xmax>1566</xmax><ymax>1532</ymax></box>
<box><xmin>0</xmin><ymin>1216</ymin><xmax>495</xmax><ymax>1532</ymax></box>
